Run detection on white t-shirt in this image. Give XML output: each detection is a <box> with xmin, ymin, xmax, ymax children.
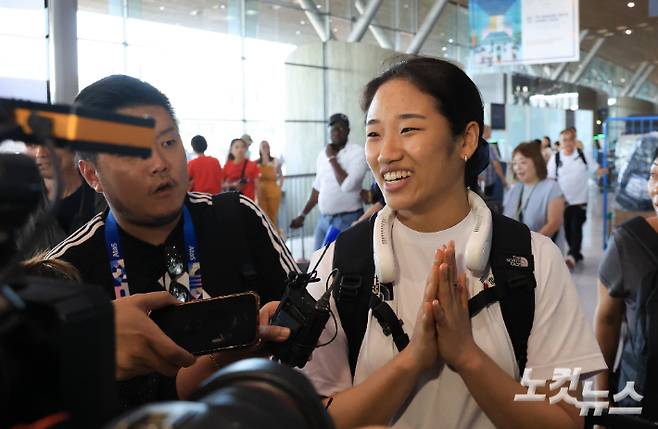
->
<box><xmin>303</xmin><ymin>211</ymin><xmax>606</xmax><ymax>429</ymax></box>
<box><xmin>312</xmin><ymin>142</ymin><xmax>368</xmax><ymax>215</ymax></box>
<box><xmin>546</xmin><ymin>149</ymin><xmax>596</xmax><ymax>205</ymax></box>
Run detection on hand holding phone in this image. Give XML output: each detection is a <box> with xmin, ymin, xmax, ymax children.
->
<box><xmin>114</xmin><ymin>292</ymin><xmax>197</xmax><ymax>380</ymax></box>
<box><xmin>150</xmin><ymin>292</ymin><xmax>260</xmax><ymax>356</ymax></box>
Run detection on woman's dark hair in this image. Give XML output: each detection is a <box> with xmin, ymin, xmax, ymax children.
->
<box><xmin>512</xmin><ymin>142</ymin><xmax>548</xmax><ymax>181</ymax></box>
<box><xmin>74</xmin><ymin>75</ymin><xmax>176</xmax><ymax>163</ymax></box>
<box><xmin>361</xmin><ymin>57</ymin><xmax>487</xmax><ymax>188</ymax></box>
<box><xmin>191</xmin><ymin>135</ymin><xmax>208</xmax><ymax>153</ymax></box>
<box><xmin>227</xmin><ymin>138</ymin><xmax>245</xmax><ymax>162</ymax></box>
<box><xmin>22</xmin><ymin>251</ymin><xmax>81</xmax><ymax>282</ymax></box>
<box><xmin>257</xmin><ymin>141</ymin><xmax>272</xmax><ymax>165</ymax></box>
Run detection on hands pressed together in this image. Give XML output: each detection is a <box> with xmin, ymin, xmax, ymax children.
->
<box><xmin>405</xmin><ymin>240</ymin><xmax>482</xmax><ymax>375</ymax></box>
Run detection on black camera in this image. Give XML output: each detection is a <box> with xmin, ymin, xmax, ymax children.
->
<box><xmin>106</xmin><ymin>358</ymin><xmax>335</xmax><ymax>429</ymax></box>
<box><xmin>269</xmin><ymin>271</ymin><xmax>336</xmax><ymax>368</ymax></box>
<box><xmin>0</xmin><ymin>151</ymin><xmax>116</xmax><ymax>428</ymax></box>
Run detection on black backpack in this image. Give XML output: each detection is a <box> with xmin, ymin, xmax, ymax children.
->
<box><xmin>555</xmin><ymin>148</ymin><xmax>587</xmax><ymax>178</ymax></box>
<box><xmin>331</xmin><ymin>212</ymin><xmax>537</xmax><ymax>378</ymax></box>
<box><xmin>613</xmin><ymin>217</ymin><xmax>658</xmax><ymax>422</ymax></box>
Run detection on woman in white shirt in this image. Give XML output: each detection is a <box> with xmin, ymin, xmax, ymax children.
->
<box><xmin>301</xmin><ymin>57</ymin><xmax>605</xmax><ymax>429</ymax></box>
<box><xmin>504</xmin><ymin>142</ymin><xmax>565</xmax><ymax>240</ymax></box>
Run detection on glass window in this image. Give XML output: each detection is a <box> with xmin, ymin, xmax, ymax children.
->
<box><xmin>0</xmin><ymin>0</ymin><xmax>46</xmax><ymax>37</ymax></box>
<box><xmin>0</xmin><ymin>1</ymin><xmax>47</xmax><ymax>81</ymax></box>
<box><xmin>77</xmin><ymin>40</ymin><xmax>125</xmax><ymax>89</ymax></box>
<box><xmin>77</xmin><ymin>10</ymin><xmax>124</xmax><ymax>43</ymax></box>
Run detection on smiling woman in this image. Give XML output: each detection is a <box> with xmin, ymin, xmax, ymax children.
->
<box><xmin>301</xmin><ymin>57</ymin><xmax>606</xmax><ymax>429</ymax></box>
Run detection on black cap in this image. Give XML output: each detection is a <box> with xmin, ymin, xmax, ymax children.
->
<box><xmin>329</xmin><ymin>113</ymin><xmax>349</xmax><ymax>128</ymax></box>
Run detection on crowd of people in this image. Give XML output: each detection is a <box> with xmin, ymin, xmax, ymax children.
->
<box><xmin>499</xmin><ymin>127</ymin><xmax>605</xmax><ymax>271</ymax></box>
<box><xmin>187</xmin><ymin>131</ymin><xmax>283</xmax><ymax>228</ymax></box>
<box><xmin>11</xmin><ymin>58</ymin><xmax>658</xmax><ymax>429</ymax></box>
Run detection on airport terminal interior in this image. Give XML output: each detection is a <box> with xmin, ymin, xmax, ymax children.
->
<box><xmin>1</xmin><ymin>0</ymin><xmax>658</xmax><ymax>428</ymax></box>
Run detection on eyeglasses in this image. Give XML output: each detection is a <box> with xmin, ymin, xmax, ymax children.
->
<box><xmin>164</xmin><ymin>245</ymin><xmax>191</xmax><ymax>303</ymax></box>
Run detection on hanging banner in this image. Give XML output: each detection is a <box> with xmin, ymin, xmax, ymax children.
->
<box><xmin>469</xmin><ymin>0</ymin><xmax>580</xmax><ymax>66</ymax></box>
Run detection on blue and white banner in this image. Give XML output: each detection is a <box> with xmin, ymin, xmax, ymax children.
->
<box><xmin>470</xmin><ymin>0</ymin><xmax>580</xmax><ymax>66</ymax></box>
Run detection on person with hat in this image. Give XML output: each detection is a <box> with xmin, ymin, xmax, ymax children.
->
<box><xmin>290</xmin><ymin>113</ymin><xmax>368</xmax><ymax>250</ymax></box>
<box><xmin>300</xmin><ymin>57</ymin><xmax>605</xmax><ymax>429</ymax></box>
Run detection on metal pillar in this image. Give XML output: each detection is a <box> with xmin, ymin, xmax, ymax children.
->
<box><xmin>297</xmin><ymin>0</ymin><xmax>330</xmax><ymax>42</ymax></box>
<box><xmin>628</xmin><ymin>64</ymin><xmax>656</xmax><ymax>97</ymax></box>
<box><xmin>569</xmin><ymin>37</ymin><xmax>605</xmax><ymax>84</ymax></box>
<box><xmin>406</xmin><ymin>0</ymin><xmax>447</xmax><ymax>55</ymax></box>
<box><xmin>348</xmin><ymin>0</ymin><xmax>384</xmax><ymax>43</ymax></box>
<box><xmin>620</xmin><ymin>61</ymin><xmax>648</xmax><ymax>96</ymax></box>
<box><xmin>551</xmin><ymin>29</ymin><xmax>589</xmax><ymax>81</ymax></box>
<box><xmin>355</xmin><ymin>0</ymin><xmax>393</xmax><ymax>49</ymax></box>
<box><xmin>48</xmin><ymin>0</ymin><xmax>79</xmax><ymax>103</ymax></box>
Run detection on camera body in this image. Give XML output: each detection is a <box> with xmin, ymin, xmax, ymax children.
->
<box><xmin>270</xmin><ymin>272</ymin><xmax>332</xmax><ymax>368</ymax></box>
<box><xmin>0</xmin><ymin>277</ymin><xmax>116</xmax><ymax>428</ymax></box>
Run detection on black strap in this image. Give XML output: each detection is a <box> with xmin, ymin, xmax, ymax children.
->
<box><xmin>577</xmin><ymin>148</ymin><xmax>588</xmax><ymax>166</ymax></box>
<box><xmin>240</xmin><ymin>160</ymin><xmax>248</xmax><ymax>181</ymax></box>
<box><xmin>370</xmin><ymin>292</ymin><xmax>409</xmax><ymax>352</ymax></box>
<box><xmin>212</xmin><ymin>192</ymin><xmax>258</xmax><ymax>291</ymax></box>
<box><xmin>490</xmin><ymin>213</ymin><xmax>536</xmax><ymax>376</ymax></box>
<box><xmin>555</xmin><ymin>149</ymin><xmax>587</xmax><ymax>179</ymax></box>
<box><xmin>333</xmin><ymin>217</ymin><xmax>376</xmax><ymax>377</ymax></box>
<box><xmin>555</xmin><ymin>151</ymin><xmax>560</xmax><ymax>178</ymax></box>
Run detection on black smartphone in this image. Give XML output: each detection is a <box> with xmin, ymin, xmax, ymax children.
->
<box><xmin>150</xmin><ymin>291</ymin><xmax>260</xmax><ymax>356</ymax></box>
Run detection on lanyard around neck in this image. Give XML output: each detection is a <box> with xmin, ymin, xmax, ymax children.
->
<box><xmin>104</xmin><ymin>205</ymin><xmax>202</xmax><ymax>300</ymax></box>
<box><xmin>516</xmin><ymin>183</ymin><xmax>537</xmax><ymax>223</ymax></box>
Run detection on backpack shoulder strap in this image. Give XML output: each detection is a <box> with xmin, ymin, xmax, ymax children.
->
<box><xmin>332</xmin><ymin>216</ymin><xmax>375</xmax><ymax>378</ymax></box>
<box><xmin>577</xmin><ymin>148</ymin><xmax>588</xmax><ymax>166</ymax></box>
<box><xmin>555</xmin><ymin>151</ymin><xmax>561</xmax><ymax>178</ymax></box>
<box><xmin>490</xmin><ymin>214</ymin><xmax>536</xmax><ymax>377</ymax></box>
<box><xmin>211</xmin><ymin>192</ymin><xmax>258</xmax><ymax>290</ymax></box>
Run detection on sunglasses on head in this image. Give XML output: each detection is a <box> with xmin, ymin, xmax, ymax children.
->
<box><xmin>164</xmin><ymin>245</ymin><xmax>191</xmax><ymax>303</ymax></box>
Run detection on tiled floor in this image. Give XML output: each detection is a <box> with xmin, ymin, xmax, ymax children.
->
<box><xmin>285</xmin><ymin>185</ymin><xmax>608</xmax><ymax>323</ymax></box>
<box><xmin>571</xmin><ymin>185</ymin><xmax>606</xmax><ymax>323</ymax></box>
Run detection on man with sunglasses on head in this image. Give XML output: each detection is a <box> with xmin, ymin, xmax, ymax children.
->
<box><xmin>46</xmin><ymin>75</ymin><xmax>298</xmax><ymax>413</ymax></box>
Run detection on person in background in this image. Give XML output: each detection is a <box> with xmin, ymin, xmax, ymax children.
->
<box><xmin>503</xmin><ymin>142</ymin><xmax>565</xmax><ymax>241</ymax></box>
<box><xmin>595</xmin><ymin>149</ymin><xmax>658</xmax><ymax>423</ymax></box>
<box><xmin>353</xmin><ymin>180</ymin><xmax>385</xmax><ymax>225</ymax></box>
<box><xmin>547</xmin><ymin>128</ymin><xmax>603</xmax><ymax>269</ymax></box>
<box><xmin>256</xmin><ymin>140</ymin><xmax>283</xmax><ymax>227</ymax></box>
<box><xmin>20</xmin><ymin>144</ymin><xmax>106</xmax><ymax>254</ymax></box>
<box><xmin>241</xmin><ymin>133</ymin><xmax>254</xmax><ymax>159</ymax></box>
<box><xmin>541</xmin><ymin>136</ymin><xmax>553</xmax><ymax>162</ymax></box>
<box><xmin>187</xmin><ymin>135</ymin><xmax>223</xmax><ymax>194</ymax></box>
<box><xmin>223</xmin><ymin>138</ymin><xmax>260</xmax><ymax>201</ymax></box>
<box><xmin>478</xmin><ymin>125</ymin><xmax>508</xmax><ymax>197</ymax></box>
<box><xmin>290</xmin><ymin>113</ymin><xmax>368</xmax><ymax>250</ymax></box>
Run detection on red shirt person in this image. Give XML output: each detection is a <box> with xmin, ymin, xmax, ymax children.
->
<box><xmin>222</xmin><ymin>137</ymin><xmax>259</xmax><ymax>201</ymax></box>
<box><xmin>187</xmin><ymin>135</ymin><xmax>223</xmax><ymax>194</ymax></box>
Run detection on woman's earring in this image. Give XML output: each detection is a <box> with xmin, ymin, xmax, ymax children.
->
<box><xmin>464</xmin><ymin>155</ymin><xmax>468</xmax><ymax>162</ymax></box>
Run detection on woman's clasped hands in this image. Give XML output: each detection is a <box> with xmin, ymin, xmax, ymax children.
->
<box><xmin>405</xmin><ymin>240</ymin><xmax>483</xmax><ymax>375</ymax></box>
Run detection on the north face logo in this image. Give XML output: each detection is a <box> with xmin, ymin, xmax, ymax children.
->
<box><xmin>506</xmin><ymin>256</ymin><xmax>529</xmax><ymax>268</ymax></box>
